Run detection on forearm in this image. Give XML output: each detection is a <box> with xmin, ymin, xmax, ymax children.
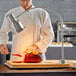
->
<box><xmin>36</xmin><ymin>31</ymin><xmax>54</xmax><ymax>52</ymax></box>
<box><xmin>0</xmin><ymin>32</ymin><xmax>9</xmax><ymax>44</ymax></box>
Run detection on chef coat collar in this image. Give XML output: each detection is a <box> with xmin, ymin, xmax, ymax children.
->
<box><xmin>21</xmin><ymin>4</ymin><xmax>35</xmax><ymax>12</ymax></box>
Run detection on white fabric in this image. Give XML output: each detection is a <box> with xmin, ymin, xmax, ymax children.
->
<box><xmin>0</xmin><ymin>6</ymin><xmax>54</xmax><ymax>61</ymax></box>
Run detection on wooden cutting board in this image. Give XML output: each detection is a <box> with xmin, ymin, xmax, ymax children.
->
<box><xmin>5</xmin><ymin>60</ymin><xmax>70</xmax><ymax>69</ymax></box>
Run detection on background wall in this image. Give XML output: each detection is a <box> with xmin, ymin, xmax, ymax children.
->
<box><xmin>0</xmin><ymin>0</ymin><xmax>76</xmax><ymax>25</ymax></box>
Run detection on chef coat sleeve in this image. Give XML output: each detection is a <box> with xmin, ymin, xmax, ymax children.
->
<box><xmin>36</xmin><ymin>11</ymin><xmax>54</xmax><ymax>52</ymax></box>
<box><xmin>0</xmin><ymin>14</ymin><xmax>10</xmax><ymax>44</ymax></box>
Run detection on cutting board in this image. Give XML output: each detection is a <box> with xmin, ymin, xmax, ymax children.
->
<box><xmin>5</xmin><ymin>60</ymin><xmax>70</xmax><ymax>69</ymax></box>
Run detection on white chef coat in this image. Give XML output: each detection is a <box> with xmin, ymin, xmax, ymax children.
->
<box><xmin>0</xmin><ymin>6</ymin><xmax>54</xmax><ymax>61</ymax></box>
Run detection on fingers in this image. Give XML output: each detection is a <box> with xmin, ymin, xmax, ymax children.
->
<box><xmin>0</xmin><ymin>49</ymin><xmax>7</xmax><ymax>55</ymax></box>
<box><xmin>3</xmin><ymin>46</ymin><xmax>9</xmax><ymax>54</ymax></box>
<box><xmin>27</xmin><ymin>46</ymin><xmax>37</xmax><ymax>50</ymax></box>
<box><xmin>0</xmin><ymin>45</ymin><xmax>8</xmax><ymax>55</ymax></box>
<box><xmin>3</xmin><ymin>48</ymin><xmax>8</xmax><ymax>54</ymax></box>
<box><xmin>0</xmin><ymin>50</ymin><xmax>5</xmax><ymax>54</ymax></box>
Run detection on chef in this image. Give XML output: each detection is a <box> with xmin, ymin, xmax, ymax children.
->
<box><xmin>0</xmin><ymin>0</ymin><xmax>54</xmax><ymax>62</ymax></box>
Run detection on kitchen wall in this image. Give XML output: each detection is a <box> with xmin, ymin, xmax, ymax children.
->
<box><xmin>0</xmin><ymin>0</ymin><xmax>76</xmax><ymax>41</ymax></box>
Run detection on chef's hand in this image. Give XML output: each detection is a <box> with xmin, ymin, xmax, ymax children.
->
<box><xmin>27</xmin><ymin>44</ymin><xmax>42</xmax><ymax>54</ymax></box>
<box><xmin>0</xmin><ymin>44</ymin><xmax>9</xmax><ymax>55</ymax></box>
